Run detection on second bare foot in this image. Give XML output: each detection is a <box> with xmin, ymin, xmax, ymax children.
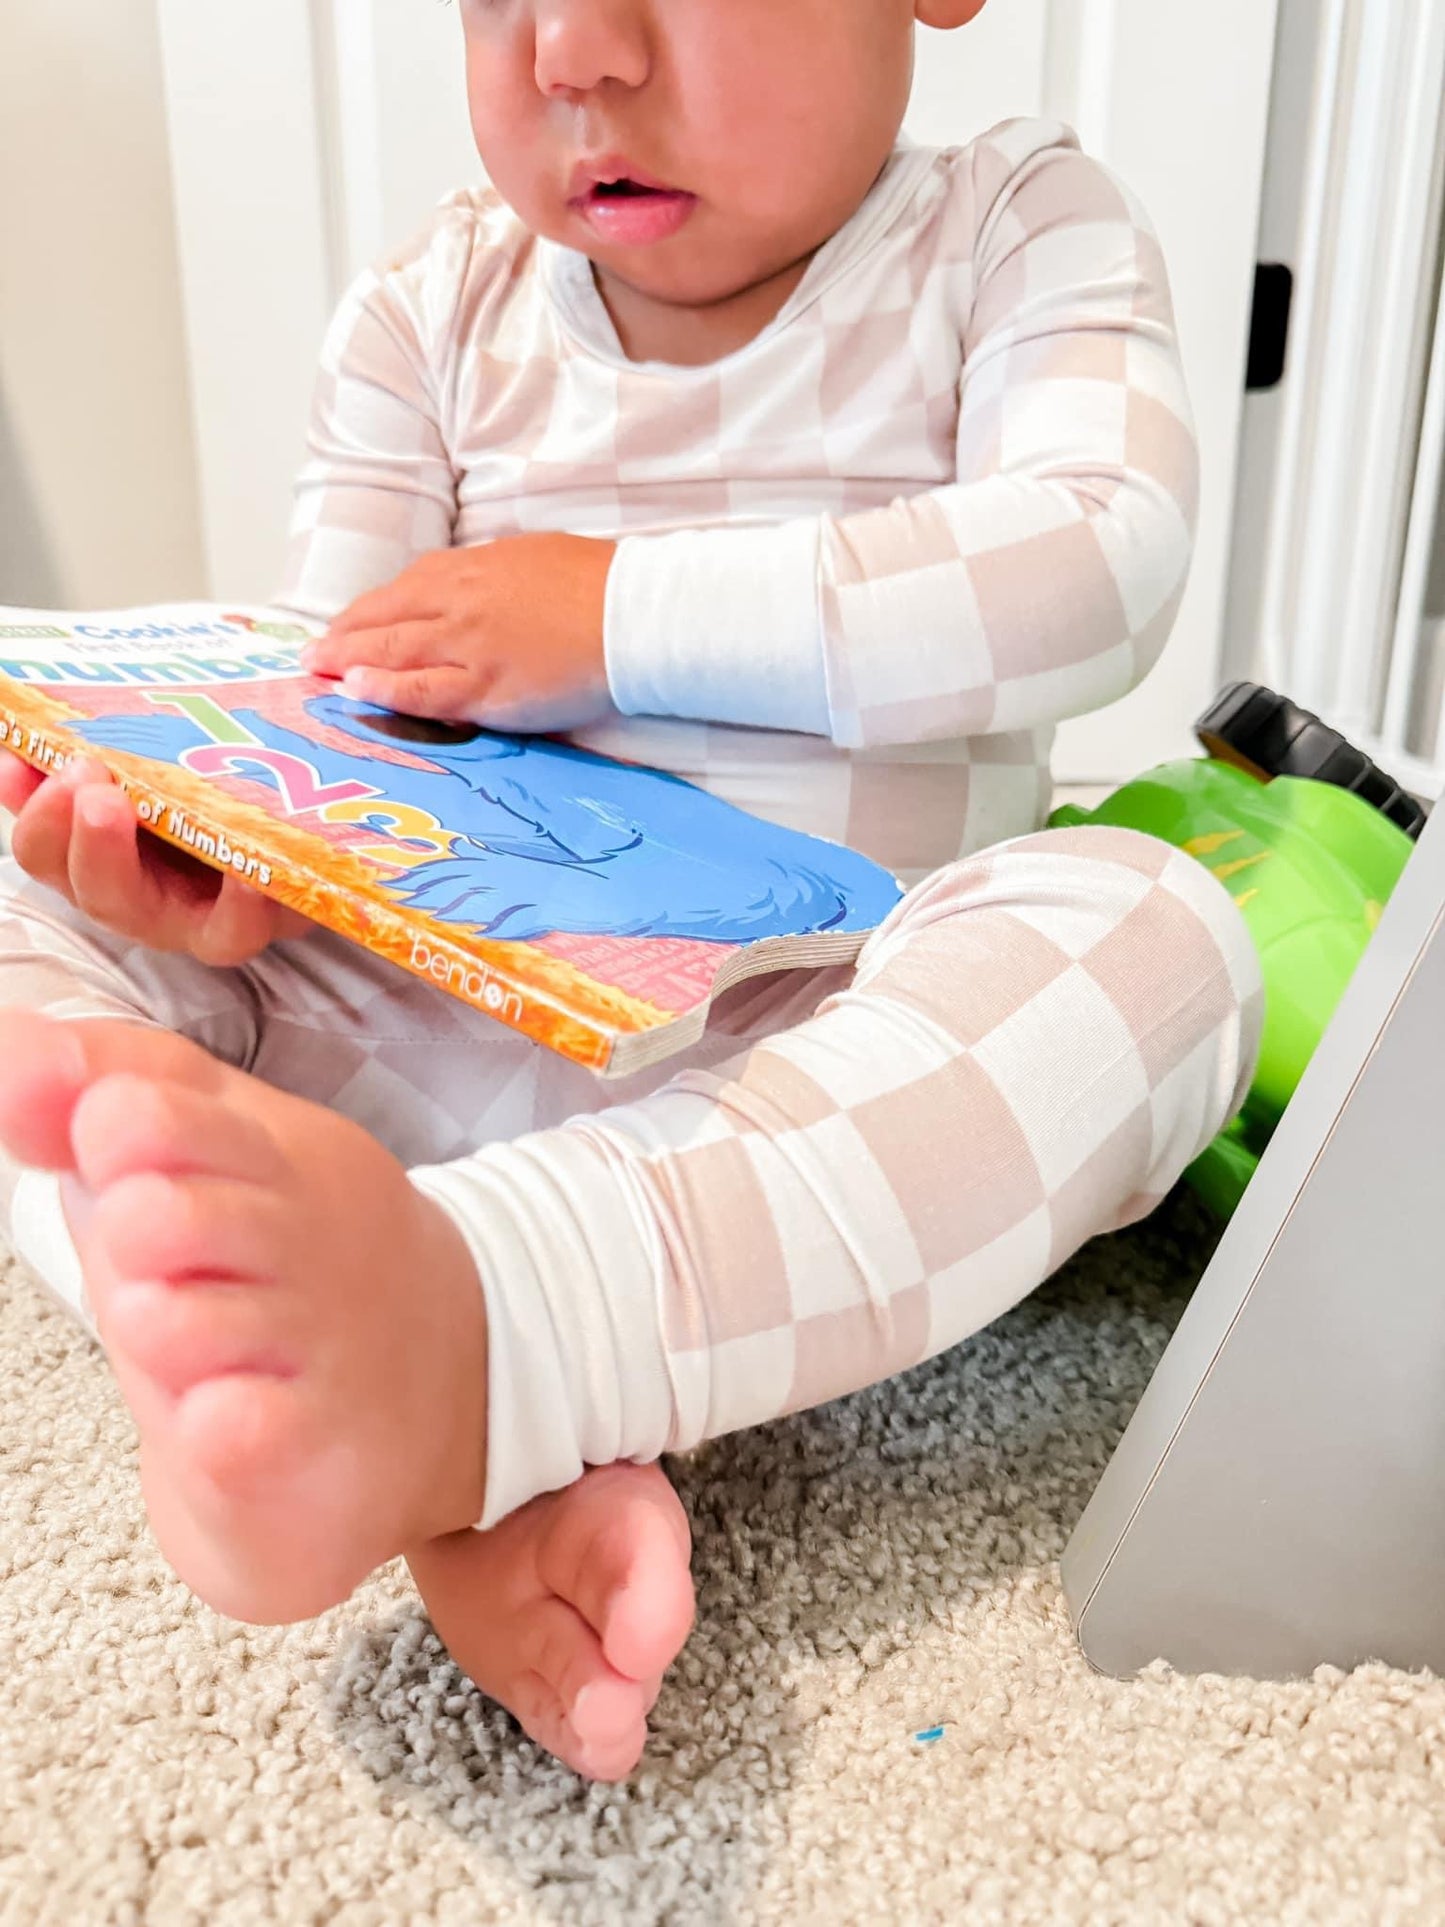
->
<box><xmin>408</xmin><ymin>1461</ymin><xmax>695</xmax><ymax>1781</ymax></box>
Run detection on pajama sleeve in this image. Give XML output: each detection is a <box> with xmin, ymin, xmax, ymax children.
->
<box><xmin>274</xmin><ymin>220</ymin><xmax>465</xmax><ymax>622</ymax></box>
<box><xmin>604</xmin><ymin>125</ymin><xmax>1201</xmax><ymax>745</ymax></box>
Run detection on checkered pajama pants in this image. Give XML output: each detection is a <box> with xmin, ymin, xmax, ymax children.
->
<box><xmin>0</xmin><ymin>826</ymin><xmax>1261</xmax><ymax>1527</ymax></box>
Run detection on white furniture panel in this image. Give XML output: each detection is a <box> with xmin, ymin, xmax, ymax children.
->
<box><xmin>1227</xmin><ymin>0</ymin><xmax>1445</xmax><ymax>799</ymax></box>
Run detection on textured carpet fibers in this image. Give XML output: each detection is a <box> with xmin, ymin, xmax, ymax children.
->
<box><xmin>3</xmin><ymin>1188</ymin><xmax>1444</xmax><ymax>1925</ymax></box>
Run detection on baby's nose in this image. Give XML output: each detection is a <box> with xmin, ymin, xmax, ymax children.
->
<box><xmin>533</xmin><ymin>0</ymin><xmax>652</xmax><ymax>99</ymax></box>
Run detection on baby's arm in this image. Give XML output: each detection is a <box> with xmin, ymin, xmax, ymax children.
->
<box><xmin>283</xmin><ymin>202</ymin><xmax>615</xmax><ymax>732</ymax></box>
<box><xmin>604</xmin><ymin>123</ymin><xmax>1199</xmax><ymax>747</ymax></box>
<box><xmin>276</xmin><ymin>220</ymin><xmax>463</xmax><ymax>623</ymax></box>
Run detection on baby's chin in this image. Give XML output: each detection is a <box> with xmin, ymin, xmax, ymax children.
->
<box><xmin>586</xmin><ymin>238</ymin><xmax>818</xmax><ymax>317</ymax></box>
<box><xmin>494</xmin><ymin>167</ymin><xmax>816</xmax><ymax>316</ymax></box>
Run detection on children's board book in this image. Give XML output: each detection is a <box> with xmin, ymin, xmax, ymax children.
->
<box><xmin>0</xmin><ymin>603</ymin><xmax>903</xmax><ymax>1075</ymax></box>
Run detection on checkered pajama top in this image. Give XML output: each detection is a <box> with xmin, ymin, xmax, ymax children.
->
<box><xmin>279</xmin><ymin>117</ymin><xmax>1198</xmax><ymax>888</ymax></box>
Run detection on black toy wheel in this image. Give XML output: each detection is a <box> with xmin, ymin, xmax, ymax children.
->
<box><xmin>1195</xmin><ymin>682</ymin><xmax>1429</xmax><ymax>842</ymax></box>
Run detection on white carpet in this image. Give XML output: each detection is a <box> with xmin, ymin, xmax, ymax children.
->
<box><xmin>4</xmin><ymin>1188</ymin><xmax>1444</xmax><ymax>1925</ymax></box>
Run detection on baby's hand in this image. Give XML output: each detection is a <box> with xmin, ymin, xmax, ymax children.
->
<box><xmin>0</xmin><ymin>753</ymin><xmax>313</xmax><ymax>966</ymax></box>
<box><xmin>301</xmin><ymin>532</ymin><xmax>616</xmax><ymax>733</ymax></box>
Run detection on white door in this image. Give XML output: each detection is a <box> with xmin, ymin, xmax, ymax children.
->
<box><xmin>1226</xmin><ymin>0</ymin><xmax>1445</xmax><ymax>799</ymax></box>
<box><xmin>155</xmin><ymin>0</ymin><xmax>1277</xmax><ymax>780</ymax></box>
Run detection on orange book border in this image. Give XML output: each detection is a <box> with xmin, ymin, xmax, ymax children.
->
<box><xmin>0</xmin><ymin>681</ymin><xmax>683</xmax><ymax>1071</ymax></box>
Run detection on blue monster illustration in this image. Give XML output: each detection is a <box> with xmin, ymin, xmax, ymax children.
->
<box><xmin>75</xmin><ymin>692</ymin><xmax>902</xmax><ymax>944</ymax></box>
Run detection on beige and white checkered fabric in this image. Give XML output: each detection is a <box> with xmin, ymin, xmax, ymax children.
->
<box><xmin>411</xmin><ymin>825</ymin><xmax>1261</xmax><ymax>1525</ymax></box>
<box><xmin>278</xmin><ymin>118</ymin><xmax>1194</xmax><ymax>887</ymax></box>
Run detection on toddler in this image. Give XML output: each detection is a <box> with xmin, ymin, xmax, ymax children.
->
<box><xmin>0</xmin><ymin>0</ymin><xmax>1260</xmax><ymax>1781</ymax></box>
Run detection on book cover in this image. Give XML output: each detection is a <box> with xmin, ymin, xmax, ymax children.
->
<box><xmin>0</xmin><ymin>604</ymin><xmax>903</xmax><ymax>1074</ymax></box>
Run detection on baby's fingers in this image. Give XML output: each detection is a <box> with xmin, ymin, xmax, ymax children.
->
<box><xmin>339</xmin><ymin>663</ymin><xmax>482</xmax><ymax>718</ymax></box>
<box><xmin>192</xmin><ymin>874</ymin><xmax>312</xmax><ymax>969</ymax></box>
<box><xmin>8</xmin><ymin>770</ymin><xmax>83</xmax><ymax>900</ymax></box>
<box><xmin>64</xmin><ymin>781</ymin><xmax>192</xmax><ymax>943</ymax></box>
<box><xmin>0</xmin><ymin>752</ymin><xmax>46</xmax><ymax>817</ymax></box>
<box><xmin>68</xmin><ymin>791</ymin><xmax>313</xmax><ymax>963</ymax></box>
<box><xmin>7</xmin><ymin>754</ymin><xmax>312</xmax><ymax>963</ymax></box>
<box><xmin>327</xmin><ymin>572</ymin><xmax>445</xmax><ymax>636</ymax></box>
<box><xmin>304</xmin><ymin>619</ymin><xmax>452</xmax><ymax>680</ymax></box>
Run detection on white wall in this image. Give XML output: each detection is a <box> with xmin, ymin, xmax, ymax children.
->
<box><xmin>910</xmin><ymin>4</ymin><xmax>1049</xmax><ymax>147</ymax></box>
<box><xmin>0</xmin><ymin>0</ymin><xmax>204</xmax><ymax>609</ymax></box>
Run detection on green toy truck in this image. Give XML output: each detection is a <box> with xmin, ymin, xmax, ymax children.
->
<box><xmin>1049</xmin><ymin>685</ymin><xmax>1427</xmax><ymax>1218</ymax></box>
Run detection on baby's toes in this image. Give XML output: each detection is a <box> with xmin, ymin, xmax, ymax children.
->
<box><xmin>85</xmin><ymin>1172</ymin><xmax>295</xmax><ymax>1398</ymax></box>
<box><xmin>71</xmin><ymin>1073</ymin><xmax>284</xmax><ymax>1191</ymax></box>
<box><xmin>97</xmin><ymin>1276</ymin><xmax>300</xmax><ymax>1398</ymax></box>
<box><xmin>139</xmin><ymin>1375</ymin><xmax>367</xmax><ymax>1624</ymax></box>
<box><xmin>511</xmin><ymin>1675</ymin><xmax>649</xmax><ymax>1784</ymax></box>
<box><xmin>562</xmin><ymin>1711</ymin><xmax>649</xmax><ymax>1784</ymax></box>
<box><xmin>518</xmin><ymin>1598</ymin><xmax>650</xmax><ymax>1757</ymax></box>
<box><xmin>537</xmin><ymin>1466</ymin><xmax>695</xmax><ymax>1682</ymax></box>
<box><xmin>169</xmin><ymin>1371</ymin><xmax>323</xmax><ymax>1502</ymax></box>
<box><xmin>89</xmin><ymin>1171</ymin><xmax>285</xmax><ymax>1290</ymax></box>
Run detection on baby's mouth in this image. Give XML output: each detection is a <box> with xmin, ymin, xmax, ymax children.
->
<box><xmin>570</xmin><ymin>168</ymin><xmax>698</xmax><ymax>246</ymax></box>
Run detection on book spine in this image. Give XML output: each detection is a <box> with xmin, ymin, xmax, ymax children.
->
<box><xmin>0</xmin><ymin>691</ymin><xmax>618</xmax><ymax>1072</ymax></box>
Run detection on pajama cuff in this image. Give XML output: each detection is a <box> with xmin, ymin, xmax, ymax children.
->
<box><xmin>604</xmin><ymin>518</ymin><xmax>832</xmax><ymax>734</ymax></box>
<box><xmin>407</xmin><ymin>1127</ymin><xmax>674</xmax><ymax>1530</ymax></box>
<box><xmin>12</xmin><ymin>1170</ymin><xmax>92</xmax><ymax>1333</ymax></box>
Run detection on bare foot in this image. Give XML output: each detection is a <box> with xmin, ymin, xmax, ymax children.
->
<box><xmin>408</xmin><ymin>1461</ymin><xmax>695</xmax><ymax>1781</ymax></box>
<box><xmin>0</xmin><ymin>1009</ymin><xmax>488</xmax><ymax>1624</ymax></box>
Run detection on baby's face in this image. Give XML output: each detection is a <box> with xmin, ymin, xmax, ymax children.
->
<box><xmin>461</xmin><ymin>0</ymin><xmax>923</xmax><ymax>312</ymax></box>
